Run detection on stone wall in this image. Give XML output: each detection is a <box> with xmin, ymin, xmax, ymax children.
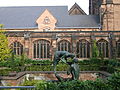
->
<box><xmin>6</xmin><ymin>30</ymin><xmax>120</xmax><ymax>60</ymax></box>
<box><xmin>91</xmin><ymin>0</ymin><xmax>120</xmax><ymax>31</ymax></box>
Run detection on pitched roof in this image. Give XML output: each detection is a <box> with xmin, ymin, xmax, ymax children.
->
<box><xmin>0</xmin><ymin>6</ymin><xmax>100</xmax><ymax>29</ymax></box>
<box><xmin>69</xmin><ymin>3</ymin><xmax>87</xmax><ymax>15</ymax></box>
<box><xmin>56</xmin><ymin>15</ymin><xmax>100</xmax><ymax>28</ymax></box>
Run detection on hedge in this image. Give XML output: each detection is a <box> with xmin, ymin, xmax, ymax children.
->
<box><xmin>35</xmin><ymin>72</ymin><xmax>120</xmax><ymax>90</ymax></box>
<box><xmin>0</xmin><ymin>68</ymin><xmax>12</xmax><ymax>76</ymax></box>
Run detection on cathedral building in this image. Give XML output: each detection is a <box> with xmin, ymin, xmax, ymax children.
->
<box><xmin>0</xmin><ymin>1</ymin><xmax>120</xmax><ymax>60</ymax></box>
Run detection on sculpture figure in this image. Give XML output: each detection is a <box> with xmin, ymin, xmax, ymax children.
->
<box><xmin>53</xmin><ymin>51</ymin><xmax>80</xmax><ymax>81</ymax></box>
<box><xmin>67</xmin><ymin>58</ymin><xmax>80</xmax><ymax>80</ymax></box>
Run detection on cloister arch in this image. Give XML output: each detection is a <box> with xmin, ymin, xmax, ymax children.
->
<box><xmin>57</xmin><ymin>40</ymin><xmax>71</xmax><ymax>52</ymax></box>
<box><xmin>97</xmin><ymin>39</ymin><xmax>109</xmax><ymax>58</ymax></box>
<box><xmin>10</xmin><ymin>41</ymin><xmax>23</xmax><ymax>55</ymax></box>
<box><xmin>33</xmin><ymin>39</ymin><xmax>50</xmax><ymax>59</ymax></box>
<box><xmin>76</xmin><ymin>39</ymin><xmax>90</xmax><ymax>58</ymax></box>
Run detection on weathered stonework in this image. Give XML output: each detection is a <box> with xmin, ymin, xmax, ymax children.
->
<box><xmin>36</xmin><ymin>9</ymin><xmax>57</xmax><ymax>31</ymax></box>
<box><xmin>0</xmin><ymin>2</ymin><xmax>119</xmax><ymax>60</ymax></box>
<box><xmin>6</xmin><ymin>30</ymin><xmax>120</xmax><ymax>60</ymax></box>
<box><xmin>90</xmin><ymin>0</ymin><xmax>120</xmax><ymax>31</ymax></box>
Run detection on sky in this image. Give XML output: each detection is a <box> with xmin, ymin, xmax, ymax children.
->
<box><xmin>0</xmin><ymin>0</ymin><xmax>89</xmax><ymax>14</ymax></box>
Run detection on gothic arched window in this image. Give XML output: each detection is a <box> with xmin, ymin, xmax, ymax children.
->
<box><xmin>76</xmin><ymin>40</ymin><xmax>90</xmax><ymax>58</ymax></box>
<box><xmin>117</xmin><ymin>40</ymin><xmax>120</xmax><ymax>58</ymax></box>
<box><xmin>97</xmin><ymin>39</ymin><xmax>109</xmax><ymax>58</ymax></box>
<box><xmin>11</xmin><ymin>41</ymin><xmax>23</xmax><ymax>55</ymax></box>
<box><xmin>33</xmin><ymin>40</ymin><xmax>50</xmax><ymax>59</ymax></box>
<box><xmin>58</xmin><ymin>40</ymin><xmax>71</xmax><ymax>52</ymax></box>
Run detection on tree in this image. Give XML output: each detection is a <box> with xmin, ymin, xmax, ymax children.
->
<box><xmin>0</xmin><ymin>24</ymin><xmax>11</xmax><ymax>61</ymax></box>
<box><xmin>20</xmin><ymin>52</ymin><xmax>26</xmax><ymax>71</ymax></box>
<box><xmin>92</xmin><ymin>40</ymin><xmax>99</xmax><ymax>59</ymax></box>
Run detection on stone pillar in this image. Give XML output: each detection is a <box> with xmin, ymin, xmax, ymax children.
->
<box><xmin>113</xmin><ymin>38</ymin><xmax>117</xmax><ymax>59</ymax></box>
<box><xmin>29</xmin><ymin>38</ymin><xmax>33</xmax><ymax>59</ymax></box>
<box><xmin>24</xmin><ymin>32</ymin><xmax>30</xmax><ymax>57</ymax></box>
<box><xmin>24</xmin><ymin>40</ymin><xmax>29</xmax><ymax>56</ymax></box>
<box><xmin>51</xmin><ymin>34</ymin><xmax>57</xmax><ymax>60</ymax></box>
<box><xmin>71</xmin><ymin>35</ymin><xmax>77</xmax><ymax>56</ymax></box>
<box><xmin>108</xmin><ymin>32</ymin><xmax>116</xmax><ymax>59</ymax></box>
<box><xmin>90</xmin><ymin>34</ymin><xmax>96</xmax><ymax>58</ymax></box>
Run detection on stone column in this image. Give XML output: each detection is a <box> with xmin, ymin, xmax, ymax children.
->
<box><xmin>24</xmin><ymin>32</ymin><xmax>30</xmax><ymax>57</ymax></box>
<box><xmin>108</xmin><ymin>32</ymin><xmax>116</xmax><ymax>59</ymax></box>
<box><xmin>90</xmin><ymin>34</ymin><xmax>96</xmax><ymax>58</ymax></box>
<box><xmin>51</xmin><ymin>34</ymin><xmax>57</xmax><ymax>60</ymax></box>
<box><xmin>71</xmin><ymin>35</ymin><xmax>77</xmax><ymax>56</ymax></box>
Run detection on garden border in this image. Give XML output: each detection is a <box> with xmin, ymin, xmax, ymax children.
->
<box><xmin>0</xmin><ymin>71</ymin><xmax>111</xmax><ymax>80</ymax></box>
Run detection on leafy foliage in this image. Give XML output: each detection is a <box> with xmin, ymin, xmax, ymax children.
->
<box><xmin>21</xmin><ymin>80</ymin><xmax>39</xmax><ymax>86</ymax></box>
<box><xmin>107</xmin><ymin>72</ymin><xmax>120</xmax><ymax>90</ymax></box>
<box><xmin>34</xmin><ymin>72</ymin><xmax>120</xmax><ymax>90</ymax></box>
<box><xmin>92</xmin><ymin>40</ymin><xmax>99</xmax><ymax>59</ymax></box>
<box><xmin>35</xmin><ymin>80</ymin><xmax>107</xmax><ymax>90</ymax></box>
<box><xmin>36</xmin><ymin>80</ymin><xmax>48</xmax><ymax>90</ymax></box>
<box><xmin>0</xmin><ymin>25</ymin><xmax>11</xmax><ymax>61</ymax></box>
<box><xmin>0</xmin><ymin>68</ymin><xmax>12</xmax><ymax>76</ymax></box>
<box><xmin>0</xmin><ymin>55</ymin><xmax>120</xmax><ymax>75</ymax></box>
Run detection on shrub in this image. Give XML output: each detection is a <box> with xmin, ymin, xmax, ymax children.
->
<box><xmin>30</xmin><ymin>60</ymin><xmax>52</xmax><ymax>65</ymax></box>
<box><xmin>0</xmin><ymin>68</ymin><xmax>12</xmax><ymax>76</ymax></box>
<box><xmin>107</xmin><ymin>72</ymin><xmax>120</xmax><ymax>90</ymax></box>
<box><xmin>36</xmin><ymin>80</ymin><xmax>48</xmax><ymax>90</ymax></box>
<box><xmin>21</xmin><ymin>80</ymin><xmax>39</xmax><ymax>86</ymax></box>
<box><xmin>35</xmin><ymin>80</ymin><xmax>109</xmax><ymax>90</ymax></box>
<box><xmin>0</xmin><ymin>60</ymin><xmax>8</xmax><ymax>67</ymax></box>
<box><xmin>26</xmin><ymin>65</ymin><xmax>52</xmax><ymax>71</ymax></box>
<box><xmin>35</xmin><ymin>72</ymin><xmax>120</xmax><ymax>90</ymax></box>
<box><xmin>0</xmin><ymin>25</ymin><xmax>11</xmax><ymax>61</ymax></box>
<box><xmin>92</xmin><ymin>40</ymin><xmax>99</xmax><ymax>59</ymax></box>
<box><xmin>56</xmin><ymin>64</ymin><xmax>68</xmax><ymax>71</ymax></box>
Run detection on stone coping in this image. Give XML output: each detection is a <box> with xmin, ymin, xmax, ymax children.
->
<box><xmin>0</xmin><ymin>86</ymin><xmax>36</xmax><ymax>89</ymax></box>
<box><xmin>0</xmin><ymin>71</ymin><xmax>111</xmax><ymax>80</ymax></box>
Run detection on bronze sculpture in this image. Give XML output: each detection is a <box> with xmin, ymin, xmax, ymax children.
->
<box><xmin>67</xmin><ymin>58</ymin><xmax>80</xmax><ymax>80</ymax></box>
<box><xmin>53</xmin><ymin>51</ymin><xmax>80</xmax><ymax>81</ymax></box>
